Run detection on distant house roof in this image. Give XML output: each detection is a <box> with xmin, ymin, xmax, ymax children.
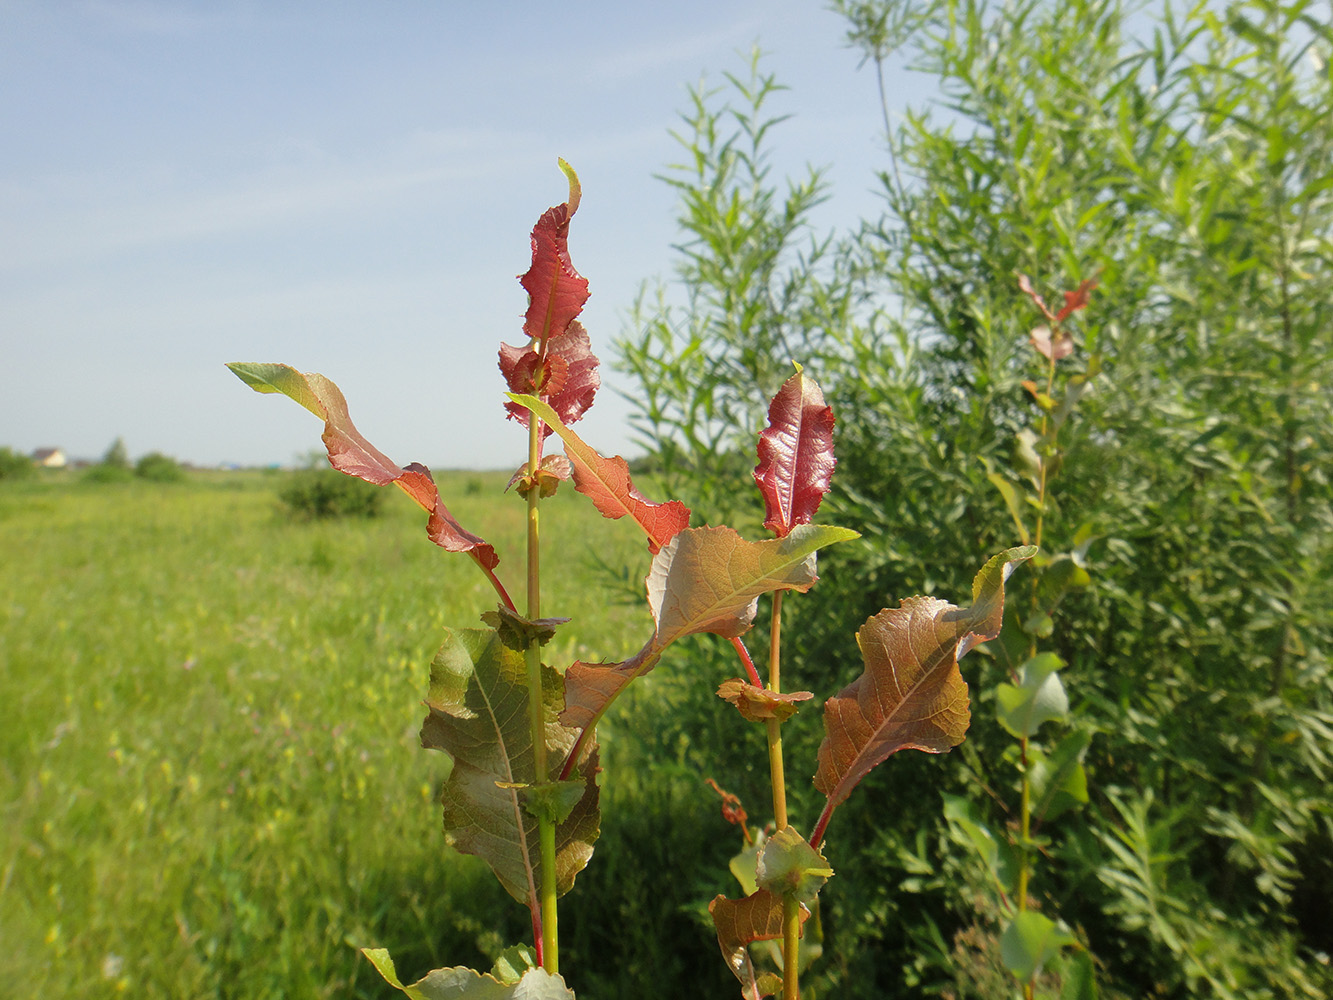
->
<box><xmin>32</xmin><ymin>447</ymin><xmax>67</xmax><ymax>467</ymax></box>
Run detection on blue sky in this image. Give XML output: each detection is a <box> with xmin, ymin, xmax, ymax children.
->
<box><xmin>1</xmin><ymin>0</ymin><xmax>936</xmax><ymax>469</ymax></box>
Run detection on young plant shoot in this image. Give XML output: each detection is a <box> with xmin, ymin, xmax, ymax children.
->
<box><xmin>228</xmin><ymin>164</ymin><xmax>1030</xmax><ymax>998</ymax></box>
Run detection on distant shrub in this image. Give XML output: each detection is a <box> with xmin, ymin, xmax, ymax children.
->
<box><xmin>82</xmin><ymin>462</ymin><xmax>133</xmax><ymax>484</ymax></box>
<box><xmin>135</xmin><ymin>452</ymin><xmax>186</xmax><ymax>483</ymax></box>
<box><xmin>100</xmin><ymin>437</ymin><xmax>130</xmax><ymax>469</ymax></box>
<box><xmin>0</xmin><ymin>447</ymin><xmax>35</xmax><ymax>481</ymax></box>
<box><xmin>279</xmin><ymin>466</ymin><xmax>383</xmax><ymax>519</ymax></box>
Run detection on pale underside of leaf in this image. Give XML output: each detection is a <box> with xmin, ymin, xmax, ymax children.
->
<box><xmin>814</xmin><ymin>547</ymin><xmax>1035</xmax><ymax>816</ymax></box>
<box><xmin>560</xmin><ymin>524</ymin><xmax>858</xmax><ymax>732</ymax></box>
<box><xmin>814</xmin><ymin>596</ymin><xmax>972</xmax><ymax>810</ymax></box>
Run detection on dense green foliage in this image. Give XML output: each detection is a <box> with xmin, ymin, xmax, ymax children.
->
<box><xmin>134</xmin><ymin>451</ymin><xmax>186</xmax><ymax>483</ymax></box>
<box><xmin>0</xmin><ymin>446</ymin><xmax>35</xmax><ymax>480</ymax></box>
<box><xmin>617</xmin><ymin>0</ymin><xmax>1333</xmax><ymax>995</ymax></box>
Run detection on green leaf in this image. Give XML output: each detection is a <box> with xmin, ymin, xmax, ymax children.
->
<box><xmin>1000</xmin><ymin>912</ymin><xmax>1077</xmax><ymax>983</ymax></box>
<box><xmin>361</xmin><ymin>947</ymin><xmax>575</xmax><ymax>1000</ymax></box>
<box><xmin>1029</xmin><ymin>728</ymin><xmax>1092</xmax><ymax>824</ymax></box>
<box><xmin>419</xmin><ymin>629</ymin><xmax>600</xmax><ymax>908</ymax></box>
<box><xmin>480</xmin><ymin>605</ymin><xmax>570</xmax><ymax>651</ymax></box>
<box><xmin>729</xmin><ymin>829</ymin><xmax>767</xmax><ymax>897</ymax></box>
<box><xmin>524</xmin><ymin>779</ymin><xmax>588</xmax><ymax>826</ymax></box>
<box><xmin>1059</xmin><ymin>947</ymin><xmax>1099</xmax><ymax>1000</ymax></box>
<box><xmin>996</xmin><ymin>653</ymin><xmax>1069</xmax><ymax>738</ymax></box>
<box><xmin>755</xmin><ymin>827</ymin><xmax>834</xmax><ymax>904</ymax></box>
<box><xmin>942</xmin><ymin>794</ymin><xmax>1019</xmax><ymax>896</ymax></box>
<box><xmin>987</xmin><ymin>470</ymin><xmax>1031</xmax><ymax>544</ymax></box>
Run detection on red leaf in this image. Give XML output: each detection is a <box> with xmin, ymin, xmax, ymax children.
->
<box><xmin>508</xmin><ymin>394</ymin><xmax>689</xmax><ymax>553</ymax></box>
<box><xmin>810</xmin><ymin>547</ymin><xmax>1035</xmax><ymax>847</ymax></box>
<box><xmin>519</xmin><ymin>160</ymin><xmax>590</xmax><ymax>351</ymax></box>
<box><xmin>501</xmin><ymin>321</ymin><xmax>600</xmax><ymax>436</ymax></box>
<box><xmin>1054</xmin><ymin>277</ymin><xmax>1099</xmax><ymax>324</ymax></box>
<box><xmin>754</xmin><ymin>367</ymin><xmax>836</xmax><ymax>537</ymax></box>
<box><xmin>709</xmin><ymin>890</ymin><xmax>810</xmax><ymax>999</ymax></box>
<box><xmin>227</xmin><ymin>363</ymin><xmax>498</xmax><ymax>570</ymax></box>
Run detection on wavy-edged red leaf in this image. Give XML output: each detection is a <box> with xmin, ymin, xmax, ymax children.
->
<box><xmin>420</xmin><ymin>628</ymin><xmax>600</xmax><ymax>918</ymax></box>
<box><xmin>519</xmin><ymin>159</ymin><xmax>589</xmax><ymax>351</ymax></box>
<box><xmin>754</xmin><ymin>366</ymin><xmax>836</xmax><ymax>537</ymax></box>
<box><xmin>717</xmin><ymin>679</ymin><xmax>814</xmax><ymax>723</ymax></box>
<box><xmin>509</xmin><ymin>393</ymin><xmax>690</xmax><ymax>553</ymax></box>
<box><xmin>811</xmin><ymin>547</ymin><xmax>1036</xmax><ymax>846</ymax></box>
<box><xmin>227</xmin><ymin>363</ymin><xmax>498</xmax><ymax>569</ymax></box>
<box><xmin>709</xmin><ymin>890</ymin><xmax>810</xmax><ymax>1000</ymax></box>
<box><xmin>501</xmin><ymin>321</ymin><xmax>600</xmax><ymax>435</ymax></box>
<box><xmin>560</xmin><ymin>524</ymin><xmax>859</xmax><ymax>732</ymax></box>
<box><xmin>1054</xmin><ymin>277</ymin><xmax>1099</xmax><ymax>323</ymax></box>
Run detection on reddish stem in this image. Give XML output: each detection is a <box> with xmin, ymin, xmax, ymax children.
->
<box><xmin>530</xmin><ymin>904</ymin><xmax>543</xmax><ymax>968</ymax></box>
<box><xmin>809</xmin><ymin>800</ymin><xmax>835</xmax><ymax>852</ymax></box>
<box><xmin>473</xmin><ymin>553</ymin><xmax>517</xmax><ymax>612</ymax></box>
<box><xmin>729</xmin><ymin>636</ymin><xmax>765</xmax><ymax>688</ymax></box>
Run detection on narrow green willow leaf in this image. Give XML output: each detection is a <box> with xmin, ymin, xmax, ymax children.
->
<box><xmin>361</xmin><ymin>947</ymin><xmax>576</xmax><ymax>1000</ymax></box>
<box><xmin>987</xmin><ymin>470</ymin><xmax>1031</xmax><ymax>544</ymax></box>
<box><xmin>1059</xmin><ymin>948</ymin><xmax>1100</xmax><ymax>1000</ymax></box>
<box><xmin>1000</xmin><ymin>912</ymin><xmax>1077</xmax><ymax>983</ymax></box>
<box><xmin>943</xmin><ymin>794</ymin><xmax>1019</xmax><ymax>896</ymax></box>
<box><xmin>1030</xmin><ymin>728</ymin><xmax>1092</xmax><ymax>824</ymax></box>
<box><xmin>996</xmin><ymin>652</ymin><xmax>1069</xmax><ymax>738</ymax></box>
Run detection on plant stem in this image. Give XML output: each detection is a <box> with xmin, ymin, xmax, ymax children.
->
<box><xmin>766</xmin><ymin>591</ymin><xmax>800</xmax><ymax>999</ymax></box>
<box><xmin>766</xmin><ymin>592</ymin><xmax>789</xmax><ymax>830</ymax></box>
<box><xmin>782</xmin><ymin>894</ymin><xmax>802</xmax><ymax>1000</ymax></box>
<box><xmin>525</xmin><ymin>417</ymin><xmax>558</xmax><ymax>974</ymax></box>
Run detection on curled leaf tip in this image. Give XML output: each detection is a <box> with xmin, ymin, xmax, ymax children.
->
<box><xmin>557</xmin><ymin>158</ymin><xmax>581</xmax><ymax>216</ymax></box>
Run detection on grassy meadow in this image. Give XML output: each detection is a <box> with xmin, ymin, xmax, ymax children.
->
<box><xmin>0</xmin><ymin>468</ymin><xmax>712</xmax><ymax>999</ymax></box>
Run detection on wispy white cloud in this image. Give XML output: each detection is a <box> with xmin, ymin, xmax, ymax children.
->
<box><xmin>0</xmin><ymin>129</ymin><xmax>546</xmax><ymax>270</ymax></box>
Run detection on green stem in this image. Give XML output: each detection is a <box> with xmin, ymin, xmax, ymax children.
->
<box><xmin>767</xmin><ymin>592</ymin><xmax>789</xmax><ymax>830</ymax></box>
<box><xmin>766</xmin><ymin>591</ymin><xmax>800</xmax><ymax>1000</ymax></box>
<box><xmin>526</xmin><ymin>417</ymin><xmax>558</xmax><ymax>974</ymax></box>
<box><xmin>1016</xmin><ymin>346</ymin><xmax>1059</xmax><ymax>919</ymax></box>
<box><xmin>782</xmin><ymin>893</ymin><xmax>801</xmax><ymax>1000</ymax></box>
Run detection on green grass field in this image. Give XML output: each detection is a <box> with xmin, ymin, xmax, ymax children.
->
<box><xmin>0</xmin><ymin>469</ymin><xmax>668</xmax><ymax>999</ymax></box>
